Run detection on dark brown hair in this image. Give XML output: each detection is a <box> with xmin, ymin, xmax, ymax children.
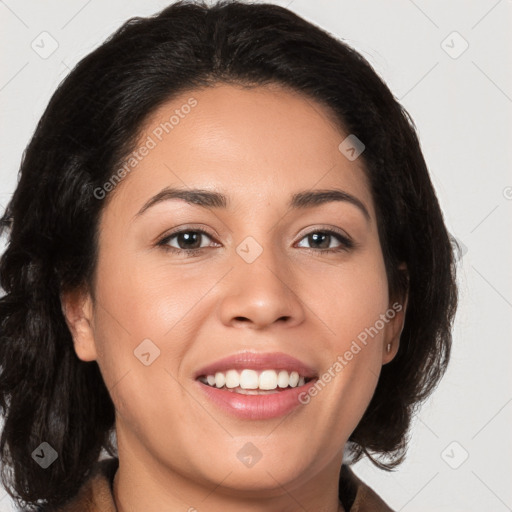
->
<box><xmin>0</xmin><ymin>1</ymin><xmax>457</xmax><ymax>509</ymax></box>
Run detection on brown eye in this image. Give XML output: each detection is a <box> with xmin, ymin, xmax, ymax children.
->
<box><xmin>157</xmin><ymin>228</ymin><xmax>221</xmax><ymax>257</ymax></box>
<box><xmin>171</xmin><ymin>231</ymin><xmax>206</xmax><ymax>250</ymax></box>
<box><xmin>296</xmin><ymin>230</ymin><xmax>354</xmax><ymax>253</ymax></box>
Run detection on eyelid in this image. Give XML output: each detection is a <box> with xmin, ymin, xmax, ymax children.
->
<box><xmin>157</xmin><ymin>224</ymin><xmax>352</xmax><ymax>243</ymax></box>
<box><xmin>296</xmin><ymin>224</ymin><xmax>353</xmax><ymax>242</ymax></box>
<box><xmin>156</xmin><ymin>224</ymin><xmax>356</xmax><ymax>257</ymax></box>
<box><xmin>157</xmin><ymin>225</ymin><xmax>219</xmax><ymax>246</ymax></box>
<box><xmin>295</xmin><ymin>227</ymin><xmax>355</xmax><ymax>252</ymax></box>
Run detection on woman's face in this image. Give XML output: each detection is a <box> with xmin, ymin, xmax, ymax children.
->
<box><xmin>65</xmin><ymin>83</ymin><xmax>404</xmax><ymax>497</ymax></box>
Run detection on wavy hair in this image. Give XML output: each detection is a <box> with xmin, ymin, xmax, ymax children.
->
<box><xmin>0</xmin><ymin>0</ymin><xmax>458</xmax><ymax>509</ymax></box>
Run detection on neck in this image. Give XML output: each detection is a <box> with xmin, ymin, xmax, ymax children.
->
<box><xmin>112</xmin><ymin>436</ymin><xmax>347</xmax><ymax>512</ymax></box>
<box><xmin>113</xmin><ymin>466</ymin><xmax>346</xmax><ymax>512</ymax></box>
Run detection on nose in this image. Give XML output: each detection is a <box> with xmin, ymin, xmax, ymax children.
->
<box><xmin>217</xmin><ymin>243</ymin><xmax>306</xmax><ymax>330</ymax></box>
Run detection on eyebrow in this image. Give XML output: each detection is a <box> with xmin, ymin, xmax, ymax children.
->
<box><xmin>135</xmin><ymin>187</ymin><xmax>371</xmax><ymax>221</ymax></box>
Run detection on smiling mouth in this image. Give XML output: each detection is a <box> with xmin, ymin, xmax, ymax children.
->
<box><xmin>197</xmin><ymin>368</ymin><xmax>315</xmax><ymax>394</ymax></box>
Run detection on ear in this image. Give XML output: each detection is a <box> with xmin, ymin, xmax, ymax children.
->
<box><xmin>60</xmin><ymin>287</ymin><xmax>98</xmax><ymax>362</ymax></box>
<box><xmin>382</xmin><ymin>264</ymin><xmax>409</xmax><ymax>365</ymax></box>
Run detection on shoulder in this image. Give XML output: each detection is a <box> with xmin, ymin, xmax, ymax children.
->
<box><xmin>339</xmin><ymin>464</ymin><xmax>394</xmax><ymax>512</ymax></box>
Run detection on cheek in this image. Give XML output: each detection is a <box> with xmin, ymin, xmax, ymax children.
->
<box><xmin>314</xmin><ymin>244</ymin><xmax>390</xmax><ymax>349</ymax></box>
<box><xmin>314</xmin><ymin>250</ymin><xmax>388</xmax><ymax>428</ymax></box>
<box><xmin>304</xmin><ymin>246</ymin><xmax>389</xmax><ymax>423</ymax></box>
<box><xmin>335</xmin><ymin>265</ymin><xmax>389</xmax><ymax>342</ymax></box>
<box><xmin>89</xmin><ymin>248</ymin><xmax>220</xmax><ymax>409</ymax></box>
<box><xmin>93</xmin><ymin>247</ymin><xmax>204</xmax><ymax>345</ymax></box>
<box><xmin>90</xmin><ymin>261</ymin><xmax>194</xmax><ymax>435</ymax></box>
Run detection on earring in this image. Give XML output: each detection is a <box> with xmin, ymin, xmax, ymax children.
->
<box><xmin>386</xmin><ymin>343</ymin><xmax>392</xmax><ymax>353</ymax></box>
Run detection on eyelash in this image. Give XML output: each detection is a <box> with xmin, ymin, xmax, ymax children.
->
<box><xmin>156</xmin><ymin>227</ymin><xmax>355</xmax><ymax>257</ymax></box>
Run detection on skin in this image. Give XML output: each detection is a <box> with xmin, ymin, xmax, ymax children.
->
<box><xmin>62</xmin><ymin>83</ymin><xmax>407</xmax><ymax>512</ymax></box>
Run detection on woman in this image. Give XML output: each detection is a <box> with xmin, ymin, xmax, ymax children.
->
<box><xmin>0</xmin><ymin>1</ymin><xmax>457</xmax><ymax>510</ymax></box>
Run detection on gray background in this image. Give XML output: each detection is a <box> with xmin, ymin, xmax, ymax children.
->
<box><xmin>1</xmin><ymin>0</ymin><xmax>511</xmax><ymax>510</ymax></box>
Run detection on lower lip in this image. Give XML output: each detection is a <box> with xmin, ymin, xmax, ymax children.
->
<box><xmin>196</xmin><ymin>380</ymin><xmax>317</xmax><ymax>420</ymax></box>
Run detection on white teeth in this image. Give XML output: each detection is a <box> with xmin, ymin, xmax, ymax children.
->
<box><xmin>289</xmin><ymin>371</ymin><xmax>299</xmax><ymax>387</ymax></box>
<box><xmin>239</xmin><ymin>369</ymin><xmax>259</xmax><ymax>389</ymax></box>
<box><xmin>259</xmin><ymin>369</ymin><xmax>278</xmax><ymax>390</ymax></box>
<box><xmin>214</xmin><ymin>372</ymin><xmax>225</xmax><ymax>388</ymax></box>
<box><xmin>234</xmin><ymin>388</ymin><xmax>279</xmax><ymax>395</ymax></box>
<box><xmin>201</xmin><ymin>369</ymin><xmax>311</xmax><ymax>391</ymax></box>
<box><xmin>225</xmin><ymin>369</ymin><xmax>239</xmax><ymax>388</ymax></box>
<box><xmin>277</xmin><ymin>370</ymin><xmax>289</xmax><ymax>388</ymax></box>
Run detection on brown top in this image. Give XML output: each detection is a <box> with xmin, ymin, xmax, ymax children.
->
<box><xmin>49</xmin><ymin>457</ymin><xmax>393</xmax><ymax>512</ymax></box>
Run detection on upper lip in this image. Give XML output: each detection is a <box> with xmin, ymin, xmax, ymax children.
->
<box><xmin>194</xmin><ymin>351</ymin><xmax>318</xmax><ymax>379</ymax></box>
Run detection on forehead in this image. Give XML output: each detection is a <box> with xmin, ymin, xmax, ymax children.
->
<box><xmin>106</xmin><ymin>83</ymin><xmax>375</xmax><ymax>220</ymax></box>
